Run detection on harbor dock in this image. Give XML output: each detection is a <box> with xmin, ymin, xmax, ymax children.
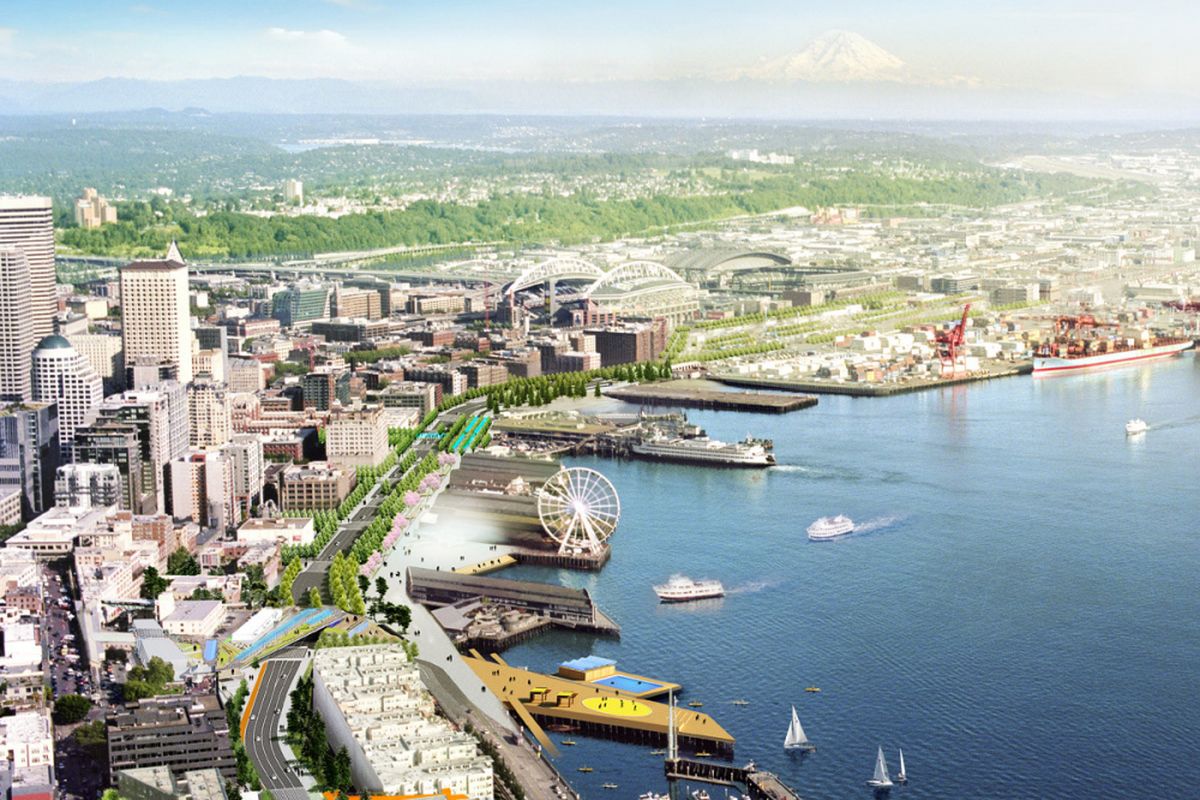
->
<box><xmin>464</xmin><ymin>651</ymin><xmax>734</xmax><ymax>758</ymax></box>
<box><xmin>665</xmin><ymin>759</ymin><xmax>804</xmax><ymax>800</ymax></box>
<box><xmin>712</xmin><ymin>361</ymin><xmax>1032</xmax><ymax>397</ymax></box>
<box><xmin>407</xmin><ymin>567</ymin><xmax>619</xmax><ymax>651</ymax></box>
<box><xmin>604</xmin><ymin>379</ymin><xmax>817</xmax><ymax>413</ymax></box>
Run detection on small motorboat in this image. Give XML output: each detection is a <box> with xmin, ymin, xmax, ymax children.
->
<box><xmin>602</xmin><ymin>783</ymin><xmax>619</xmax><ymax>790</ymax></box>
<box><xmin>561</xmin><ymin>739</ymin><xmax>577</xmax><ymax>746</ymax></box>
<box><xmin>1125</xmin><ymin>418</ymin><xmax>1148</xmax><ymax>435</ymax></box>
<box><xmin>692</xmin><ymin>791</ymin><xmax>711</xmax><ymax>800</ymax></box>
<box><xmin>804</xmin><ymin>686</ymin><xmax>821</xmax><ymax>693</ymax></box>
<box><xmin>688</xmin><ymin>701</ymin><xmax>704</xmax><ymax>708</ymax></box>
<box><xmin>732</xmin><ymin>699</ymin><xmax>750</xmax><ymax>705</ymax></box>
<box><xmin>578</xmin><ymin>766</ymin><xmax>594</xmax><ymax>773</ymax></box>
<box><xmin>650</xmin><ymin>749</ymin><xmax>666</xmax><ymax>756</ymax></box>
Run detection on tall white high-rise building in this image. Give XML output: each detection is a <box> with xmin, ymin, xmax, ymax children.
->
<box><xmin>32</xmin><ymin>335</ymin><xmax>104</xmax><ymax>458</ymax></box>
<box><xmin>0</xmin><ymin>248</ymin><xmax>34</xmax><ymax>401</ymax></box>
<box><xmin>0</xmin><ymin>196</ymin><xmax>55</xmax><ymax>344</ymax></box>
<box><xmin>187</xmin><ymin>381</ymin><xmax>231</xmax><ymax>449</ymax></box>
<box><xmin>119</xmin><ymin>243</ymin><xmax>193</xmax><ymax>385</ymax></box>
<box><xmin>67</xmin><ymin>332</ymin><xmax>124</xmax><ymax>394</ymax></box>
<box><xmin>219</xmin><ymin>433</ymin><xmax>264</xmax><ymax>518</ymax></box>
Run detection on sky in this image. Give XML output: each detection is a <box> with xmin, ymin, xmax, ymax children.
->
<box><xmin>1</xmin><ymin>0</ymin><xmax>1197</xmax><ymax>98</ymax></box>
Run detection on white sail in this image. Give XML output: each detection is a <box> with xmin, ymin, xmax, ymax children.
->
<box><xmin>897</xmin><ymin>749</ymin><xmax>906</xmax><ymax>781</ymax></box>
<box><xmin>870</xmin><ymin>746</ymin><xmax>893</xmax><ymax>787</ymax></box>
<box><xmin>784</xmin><ymin>705</ymin><xmax>809</xmax><ymax>748</ymax></box>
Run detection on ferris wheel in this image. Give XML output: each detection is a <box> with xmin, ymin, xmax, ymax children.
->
<box><xmin>537</xmin><ymin>467</ymin><xmax>621</xmax><ymax>555</ymax></box>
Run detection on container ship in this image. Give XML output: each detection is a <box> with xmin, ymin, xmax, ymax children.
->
<box><xmin>631</xmin><ymin>433</ymin><xmax>775</xmax><ymax>467</ymax></box>
<box><xmin>1033</xmin><ymin>315</ymin><xmax>1194</xmax><ymax>374</ymax></box>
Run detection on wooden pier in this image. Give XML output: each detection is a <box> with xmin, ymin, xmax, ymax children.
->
<box><xmin>665</xmin><ymin>759</ymin><xmax>804</xmax><ymax>800</ymax></box>
<box><xmin>606</xmin><ymin>381</ymin><xmax>817</xmax><ymax>413</ymax></box>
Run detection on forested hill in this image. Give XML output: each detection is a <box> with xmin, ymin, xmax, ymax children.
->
<box><xmin>58</xmin><ymin>169</ymin><xmax>1109</xmax><ymax>260</ymax></box>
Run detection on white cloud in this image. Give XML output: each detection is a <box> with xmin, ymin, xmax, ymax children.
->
<box><xmin>263</xmin><ymin>28</ymin><xmax>349</xmax><ymax>47</ymax></box>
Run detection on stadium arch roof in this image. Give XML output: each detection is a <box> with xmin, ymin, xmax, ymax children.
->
<box><xmin>663</xmin><ymin>248</ymin><xmax>791</xmax><ymax>275</ymax></box>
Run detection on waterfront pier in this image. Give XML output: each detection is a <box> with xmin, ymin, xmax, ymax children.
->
<box><xmin>665</xmin><ymin>759</ymin><xmax>805</xmax><ymax>800</ymax></box>
<box><xmin>605</xmin><ymin>380</ymin><xmax>818</xmax><ymax>413</ymax></box>
<box><xmin>464</xmin><ymin>652</ymin><xmax>734</xmax><ymax>758</ymax></box>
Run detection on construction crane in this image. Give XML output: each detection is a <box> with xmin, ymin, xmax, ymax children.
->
<box><xmin>934</xmin><ymin>303</ymin><xmax>971</xmax><ymax>374</ymax></box>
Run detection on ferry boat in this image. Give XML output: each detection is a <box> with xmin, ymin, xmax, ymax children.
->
<box><xmin>806</xmin><ymin>515</ymin><xmax>856</xmax><ymax>541</ymax></box>
<box><xmin>654</xmin><ymin>574</ymin><xmax>726</xmax><ymax>603</ymax></box>
<box><xmin>631</xmin><ymin>434</ymin><xmax>775</xmax><ymax>467</ymax></box>
<box><xmin>1125</xmin><ymin>418</ymin><xmax>1148</xmax><ymax>435</ymax></box>
<box><xmin>1033</xmin><ymin>317</ymin><xmax>1193</xmax><ymax>374</ymax></box>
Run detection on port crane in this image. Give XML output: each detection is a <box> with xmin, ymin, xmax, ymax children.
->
<box><xmin>934</xmin><ymin>303</ymin><xmax>971</xmax><ymax>374</ymax></box>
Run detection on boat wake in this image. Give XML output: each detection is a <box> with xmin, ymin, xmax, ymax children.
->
<box><xmin>1145</xmin><ymin>413</ymin><xmax>1200</xmax><ymax>432</ymax></box>
<box><xmin>726</xmin><ymin>578</ymin><xmax>782</xmax><ymax>596</ymax></box>
<box><xmin>772</xmin><ymin>464</ymin><xmax>862</xmax><ymax>481</ymax></box>
<box><xmin>852</xmin><ymin>515</ymin><xmax>903</xmax><ymax>534</ymax></box>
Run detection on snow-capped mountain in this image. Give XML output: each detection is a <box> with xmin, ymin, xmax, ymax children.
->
<box><xmin>738</xmin><ymin>30</ymin><xmax>911</xmax><ymax>83</ymax></box>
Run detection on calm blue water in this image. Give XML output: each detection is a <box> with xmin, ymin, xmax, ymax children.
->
<box><xmin>500</xmin><ymin>354</ymin><xmax>1200</xmax><ymax>799</ymax></box>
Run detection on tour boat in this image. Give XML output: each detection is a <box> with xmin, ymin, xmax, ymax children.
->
<box><xmin>1125</xmin><ymin>418</ymin><xmax>1148</xmax><ymax>435</ymax></box>
<box><xmin>784</xmin><ymin>705</ymin><xmax>815</xmax><ymax>751</ymax></box>
<box><xmin>654</xmin><ymin>574</ymin><xmax>726</xmax><ymax>602</ymax></box>
<box><xmin>807</xmin><ymin>515</ymin><xmax>856</xmax><ymax>541</ymax></box>
<box><xmin>867</xmin><ymin>746</ymin><xmax>893</xmax><ymax>790</ymax></box>
<box><xmin>895</xmin><ymin>749</ymin><xmax>907</xmax><ymax>784</ymax></box>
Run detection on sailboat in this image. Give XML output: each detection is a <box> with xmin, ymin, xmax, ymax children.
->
<box><xmin>783</xmin><ymin>705</ymin><xmax>815</xmax><ymax>751</ymax></box>
<box><xmin>867</xmin><ymin>746</ymin><xmax>893</xmax><ymax>789</ymax></box>
<box><xmin>895</xmin><ymin>749</ymin><xmax>907</xmax><ymax>784</ymax></box>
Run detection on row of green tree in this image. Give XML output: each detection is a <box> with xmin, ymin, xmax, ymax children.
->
<box><xmin>327</xmin><ymin>552</ymin><xmax>366</xmax><ymax>616</ymax></box>
<box><xmin>286</xmin><ymin>670</ymin><xmax>354</xmax><ymax>794</ymax></box>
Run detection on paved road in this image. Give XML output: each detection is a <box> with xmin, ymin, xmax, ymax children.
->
<box><xmin>292</xmin><ymin>439</ymin><xmax>437</xmax><ymax>603</ymax></box>
<box><xmin>244</xmin><ymin>659</ymin><xmax>305</xmax><ymax>795</ymax></box>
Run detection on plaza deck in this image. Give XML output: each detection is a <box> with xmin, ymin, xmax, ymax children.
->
<box><xmin>605</xmin><ymin>380</ymin><xmax>816</xmax><ymax>413</ymax></box>
<box><xmin>464</xmin><ymin>651</ymin><xmax>733</xmax><ymax>758</ymax></box>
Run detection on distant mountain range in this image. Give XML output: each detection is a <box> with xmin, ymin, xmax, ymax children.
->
<box><xmin>0</xmin><ymin>30</ymin><xmax>1194</xmax><ymax>121</ymax></box>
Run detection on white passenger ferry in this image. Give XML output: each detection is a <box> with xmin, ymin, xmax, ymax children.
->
<box><xmin>653</xmin><ymin>574</ymin><xmax>726</xmax><ymax>603</ymax></box>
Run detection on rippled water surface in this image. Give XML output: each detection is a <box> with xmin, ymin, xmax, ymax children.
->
<box><xmin>500</xmin><ymin>355</ymin><xmax>1200</xmax><ymax>799</ymax></box>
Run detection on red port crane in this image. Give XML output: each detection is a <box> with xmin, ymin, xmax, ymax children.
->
<box><xmin>935</xmin><ymin>303</ymin><xmax>971</xmax><ymax>374</ymax></box>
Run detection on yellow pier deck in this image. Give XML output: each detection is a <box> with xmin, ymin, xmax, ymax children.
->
<box><xmin>453</xmin><ymin>554</ymin><xmax>518</xmax><ymax>575</ymax></box>
<box><xmin>465</xmin><ymin>652</ymin><xmax>734</xmax><ymax>755</ymax></box>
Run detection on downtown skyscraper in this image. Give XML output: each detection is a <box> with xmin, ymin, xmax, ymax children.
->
<box><xmin>0</xmin><ymin>196</ymin><xmax>56</xmax><ymax>344</ymax></box>
<box><xmin>119</xmin><ymin>242</ymin><xmax>193</xmax><ymax>385</ymax></box>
